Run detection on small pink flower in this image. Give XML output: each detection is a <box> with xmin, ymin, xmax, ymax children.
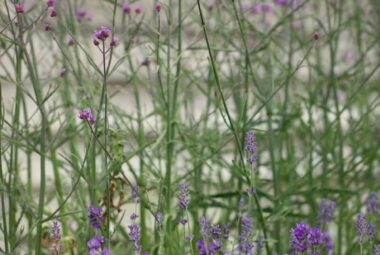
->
<box><xmin>122</xmin><ymin>3</ymin><xmax>131</xmax><ymax>13</ymax></box>
<box><xmin>60</xmin><ymin>68</ymin><xmax>66</xmax><ymax>77</ymax></box>
<box><xmin>15</xmin><ymin>3</ymin><xmax>25</xmax><ymax>14</ymax></box>
<box><xmin>92</xmin><ymin>35</ymin><xmax>99</xmax><ymax>46</ymax></box>
<box><xmin>47</xmin><ymin>0</ymin><xmax>55</xmax><ymax>7</ymax></box>
<box><xmin>43</xmin><ymin>21</ymin><xmax>51</xmax><ymax>31</ymax></box>
<box><xmin>135</xmin><ymin>5</ymin><xmax>142</xmax><ymax>14</ymax></box>
<box><xmin>50</xmin><ymin>8</ymin><xmax>57</xmax><ymax>17</ymax></box>
<box><xmin>207</xmin><ymin>0</ymin><xmax>214</xmax><ymax>12</ymax></box>
<box><xmin>110</xmin><ymin>36</ymin><xmax>119</xmax><ymax>47</ymax></box>
<box><xmin>66</xmin><ymin>35</ymin><xmax>74</xmax><ymax>46</ymax></box>
<box><xmin>155</xmin><ymin>3</ymin><xmax>161</xmax><ymax>13</ymax></box>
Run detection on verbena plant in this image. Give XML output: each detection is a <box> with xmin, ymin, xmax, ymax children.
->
<box><xmin>0</xmin><ymin>0</ymin><xmax>380</xmax><ymax>254</ymax></box>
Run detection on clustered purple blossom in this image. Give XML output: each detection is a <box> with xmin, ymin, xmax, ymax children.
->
<box><xmin>87</xmin><ymin>236</ymin><xmax>109</xmax><ymax>255</ymax></box>
<box><xmin>244</xmin><ymin>131</ymin><xmax>257</xmax><ymax>165</ymax></box>
<box><xmin>196</xmin><ymin>216</ymin><xmax>225</xmax><ymax>255</ymax></box>
<box><xmin>317</xmin><ymin>199</ymin><xmax>336</xmax><ymax>226</ymax></box>
<box><xmin>76</xmin><ymin>8</ymin><xmax>92</xmax><ymax>23</ymax></box>
<box><xmin>356</xmin><ymin>213</ymin><xmax>376</xmax><ymax>244</ymax></box>
<box><xmin>237</xmin><ymin>216</ymin><xmax>254</xmax><ymax>255</ymax></box>
<box><xmin>290</xmin><ymin>222</ymin><xmax>332</xmax><ymax>254</ymax></box>
<box><xmin>78</xmin><ymin>108</ymin><xmax>96</xmax><ymax>124</ymax></box>
<box><xmin>88</xmin><ymin>205</ymin><xmax>104</xmax><ymax>229</ymax></box>
<box><xmin>92</xmin><ymin>26</ymin><xmax>119</xmax><ymax>48</ymax></box>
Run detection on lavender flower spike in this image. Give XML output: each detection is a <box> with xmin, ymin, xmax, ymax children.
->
<box><xmin>245</xmin><ymin>131</ymin><xmax>257</xmax><ymax>165</ymax></box>
<box><xmin>356</xmin><ymin>213</ymin><xmax>368</xmax><ymax>244</ymax></box>
<box><xmin>365</xmin><ymin>192</ymin><xmax>379</xmax><ymax>215</ymax></box>
<box><xmin>88</xmin><ymin>205</ymin><xmax>104</xmax><ymax>229</ymax></box>
<box><xmin>178</xmin><ymin>181</ymin><xmax>190</xmax><ymax>211</ymax></box>
<box><xmin>317</xmin><ymin>199</ymin><xmax>336</xmax><ymax>226</ymax></box>
<box><xmin>51</xmin><ymin>220</ymin><xmax>62</xmax><ymax>241</ymax></box>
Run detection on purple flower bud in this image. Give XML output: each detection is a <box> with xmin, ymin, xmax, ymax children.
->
<box><xmin>15</xmin><ymin>3</ymin><xmax>25</xmax><ymax>14</ymax></box>
<box><xmin>50</xmin><ymin>8</ymin><xmax>57</xmax><ymax>17</ymax></box>
<box><xmin>135</xmin><ymin>5</ymin><xmax>142</xmax><ymax>14</ymax></box>
<box><xmin>179</xmin><ymin>217</ymin><xmax>188</xmax><ymax>225</ymax></box>
<box><xmin>67</xmin><ymin>35</ymin><xmax>74</xmax><ymax>46</ymax></box>
<box><xmin>155</xmin><ymin>3</ymin><xmax>161</xmax><ymax>13</ymax></box>
<box><xmin>43</xmin><ymin>21</ymin><xmax>51</xmax><ymax>31</ymax></box>
<box><xmin>122</xmin><ymin>3</ymin><xmax>131</xmax><ymax>13</ymax></box>
<box><xmin>130</xmin><ymin>213</ymin><xmax>139</xmax><ymax>221</ymax></box>
<box><xmin>47</xmin><ymin>0</ymin><xmax>55</xmax><ymax>7</ymax></box>
<box><xmin>251</xmin><ymin>4</ymin><xmax>260</xmax><ymax>14</ymax></box>
<box><xmin>59</xmin><ymin>68</ymin><xmax>66</xmax><ymax>77</ymax></box>
<box><xmin>261</xmin><ymin>3</ymin><xmax>273</xmax><ymax>13</ymax></box>
<box><xmin>110</xmin><ymin>36</ymin><xmax>119</xmax><ymax>47</ymax></box>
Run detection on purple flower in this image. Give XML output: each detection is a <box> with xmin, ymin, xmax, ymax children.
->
<box><xmin>155</xmin><ymin>3</ymin><xmax>161</xmax><ymax>13</ymax></box>
<box><xmin>60</xmin><ymin>68</ymin><xmax>66</xmax><ymax>78</ymax></box>
<box><xmin>222</xmin><ymin>224</ymin><xmax>230</xmax><ymax>240</ymax></box>
<box><xmin>51</xmin><ymin>220</ymin><xmax>61</xmax><ymax>241</ymax></box>
<box><xmin>101</xmin><ymin>248</ymin><xmax>109</xmax><ymax>255</ymax></box>
<box><xmin>79</xmin><ymin>108</ymin><xmax>96</xmax><ymax>125</ymax></box>
<box><xmin>87</xmin><ymin>236</ymin><xmax>104</xmax><ymax>250</ymax></box>
<box><xmin>87</xmin><ymin>205</ymin><xmax>104</xmax><ymax>229</ymax></box>
<box><xmin>178</xmin><ymin>181</ymin><xmax>190</xmax><ymax>211</ymax></box>
<box><xmin>94</xmin><ymin>26</ymin><xmax>111</xmax><ymax>41</ymax></box>
<box><xmin>155</xmin><ymin>212</ymin><xmax>164</xmax><ymax>226</ymax></box>
<box><xmin>196</xmin><ymin>239</ymin><xmax>207</xmax><ymax>255</ymax></box>
<box><xmin>356</xmin><ymin>213</ymin><xmax>367</xmax><ymax>244</ymax></box>
<box><xmin>374</xmin><ymin>244</ymin><xmax>380</xmax><ymax>255</ymax></box>
<box><xmin>237</xmin><ymin>216</ymin><xmax>254</xmax><ymax>254</ymax></box>
<box><xmin>293</xmin><ymin>222</ymin><xmax>310</xmax><ymax>241</ymax></box>
<box><xmin>43</xmin><ymin>21</ymin><xmax>51</xmax><ymax>31</ymax></box>
<box><xmin>47</xmin><ymin>0</ymin><xmax>55</xmax><ymax>7</ymax></box>
<box><xmin>130</xmin><ymin>213</ymin><xmax>138</xmax><ymax>221</ymax></box>
<box><xmin>199</xmin><ymin>216</ymin><xmax>211</xmax><ymax>239</ymax></box>
<box><xmin>67</xmin><ymin>35</ymin><xmax>74</xmax><ymax>46</ymax></box>
<box><xmin>15</xmin><ymin>3</ymin><xmax>25</xmax><ymax>14</ymax></box>
<box><xmin>122</xmin><ymin>3</ymin><xmax>131</xmax><ymax>13</ymax></box>
<box><xmin>317</xmin><ymin>199</ymin><xmax>336</xmax><ymax>226</ymax></box>
<box><xmin>131</xmin><ymin>185</ymin><xmax>140</xmax><ymax>203</ymax></box>
<box><xmin>245</xmin><ymin>131</ymin><xmax>257</xmax><ymax>165</ymax></box>
<box><xmin>128</xmin><ymin>223</ymin><xmax>141</xmax><ymax>250</ymax></box>
<box><xmin>367</xmin><ymin>221</ymin><xmax>376</xmax><ymax>240</ymax></box>
<box><xmin>50</xmin><ymin>8</ymin><xmax>57</xmax><ymax>17</ymax></box>
<box><xmin>179</xmin><ymin>217</ymin><xmax>188</xmax><ymax>225</ymax></box>
<box><xmin>309</xmin><ymin>227</ymin><xmax>323</xmax><ymax>246</ymax></box>
<box><xmin>365</xmin><ymin>192</ymin><xmax>379</xmax><ymax>215</ymax></box>
<box><xmin>76</xmin><ymin>8</ymin><xmax>87</xmax><ymax>22</ymax></box>
<box><xmin>135</xmin><ymin>5</ymin><xmax>142</xmax><ymax>14</ymax></box>
<box><xmin>110</xmin><ymin>36</ymin><xmax>119</xmax><ymax>47</ymax></box>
